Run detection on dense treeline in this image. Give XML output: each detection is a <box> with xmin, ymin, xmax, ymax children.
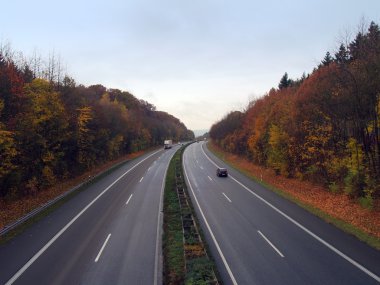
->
<box><xmin>210</xmin><ymin>22</ymin><xmax>380</xmax><ymax>206</ymax></box>
<box><xmin>0</xmin><ymin>46</ymin><xmax>194</xmax><ymax>199</ymax></box>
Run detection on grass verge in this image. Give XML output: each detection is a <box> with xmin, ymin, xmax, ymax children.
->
<box><xmin>163</xmin><ymin>147</ymin><xmax>186</xmax><ymax>284</ymax></box>
<box><xmin>163</xmin><ymin>145</ymin><xmax>220</xmax><ymax>284</ymax></box>
<box><xmin>208</xmin><ymin>142</ymin><xmax>380</xmax><ymax>250</ymax></box>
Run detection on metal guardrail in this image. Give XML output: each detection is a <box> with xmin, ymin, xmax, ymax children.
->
<box><xmin>0</xmin><ymin>155</ymin><xmax>134</xmax><ymax>237</ymax></box>
<box><xmin>0</xmin><ymin>180</ymin><xmax>88</xmax><ymax>237</ymax></box>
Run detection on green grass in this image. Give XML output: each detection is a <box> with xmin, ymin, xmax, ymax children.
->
<box><xmin>208</xmin><ymin>142</ymin><xmax>380</xmax><ymax>250</ymax></box>
<box><xmin>163</xmin><ymin>150</ymin><xmax>185</xmax><ymax>284</ymax></box>
<box><xmin>185</xmin><ymin>257</ymin><xmax>215</xmax><ymax>285</ymax></box>
<box><xmin>178</xmin><ymin>145</ymin><xmax>221</xmax><ymax>284</ymax></box>
<box><xmin>163</xmin><ymin>145</ymin><xmax>221</xmax><ymax>284</ymax></box>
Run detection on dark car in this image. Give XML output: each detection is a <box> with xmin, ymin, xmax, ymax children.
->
<box><xmin>216</xmin><ymin>167</ymin><xmax>228</xmax><ymax>177</ymax></box>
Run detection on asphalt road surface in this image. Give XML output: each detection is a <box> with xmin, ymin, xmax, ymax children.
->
<box><xmin>183</xmin><ymin>141</ymin><xmax>380</xmax><ymax>285</ymax></box>
<box><xmin>0</xmin><ymin>146</ymin><xmax>178</xmax><ymax>285</ymax></box>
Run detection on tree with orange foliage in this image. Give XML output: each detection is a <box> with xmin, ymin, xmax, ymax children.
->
<box><xmin>210</xmin><ymin>21</ymin><xmax>380</xmax><ymax>204</ymax></box>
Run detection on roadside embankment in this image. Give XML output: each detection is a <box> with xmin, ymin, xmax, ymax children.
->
<box><xmin>0</xmin><ymin>149</ymin><xmax>149</xmax><ymax>242</ymax></box>
<box><xmin>208</xmin><ymin>142</ymin><xmax>380</xmax><ymax>250</ymax></box>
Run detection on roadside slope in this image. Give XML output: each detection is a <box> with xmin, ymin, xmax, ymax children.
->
<box><xmin>0</xmin><ymin>148</ymin><xmax>155</xmax><ymax>241</ymax></box>
<box><xmin>208</xmin><ymin>142</ymin><xmax>380</xmax><ymax>249</ymax></box>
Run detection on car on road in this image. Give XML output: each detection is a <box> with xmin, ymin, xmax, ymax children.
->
<box><xmin>216</xmin><ymin>167</ymin><xmax>228</xmax><ymax>177</ymax></box>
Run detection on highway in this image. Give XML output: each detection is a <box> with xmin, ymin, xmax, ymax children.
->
<box><xmin>0</xmin><ymin>146</ymin><xmax>178</xmax><ymax>285</ymax></box>
<box><xmin>183</xmin><ymin>142</ymin><xmax>380</xmax><ymax>285</ymax></box>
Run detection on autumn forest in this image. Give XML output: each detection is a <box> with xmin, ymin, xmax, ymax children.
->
<box><xmin>1</xmin><ymin>21</ymin><xmax>380</xmax><ymax>212</ymax></box>
<box><xmin>210</xmin><ymin>22</ymin><xmax>380</xmax><ymax>207</ymax></box>
<box><xmin>0</xmin><ymin>46</ymin><xmax>194</xmax><ymax>200</ymax></box>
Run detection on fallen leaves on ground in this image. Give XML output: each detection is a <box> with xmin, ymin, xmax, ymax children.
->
<box><xmin>0</xmin><ymin>150</ymin><xmax>147</xmax><ymax>231</ymax></box>
<box><xmin>210</xmin><ymin>143</ymin><xmax>380</xmax><ymax>239</ymax></box>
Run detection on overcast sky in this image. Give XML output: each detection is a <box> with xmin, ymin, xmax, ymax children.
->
<box><xmin>1</xmin><ymin>0</ymin><xmax>380</xmax><ymax>132</ymax></box>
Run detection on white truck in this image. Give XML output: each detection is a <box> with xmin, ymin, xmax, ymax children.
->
<box><xmin>164</xmin><ymin>140</ymin><xmax>173</xmax><ymax>149</ymax></box>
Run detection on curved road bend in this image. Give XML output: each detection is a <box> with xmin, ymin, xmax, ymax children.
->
<box><xmin>0</xmin><ymin>146</ymin><xmax>179</xmax><ymax>285</ymax></box>
<box><xmin>183</xmin><ymin>142</ymin><xmax>380</xmax><ymax>285</ymax></box>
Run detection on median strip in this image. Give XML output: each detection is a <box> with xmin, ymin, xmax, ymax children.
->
<box><xmin>163</xmin><ymin>144</ymin><xmax>220</xmax><ymax>285</ymax></box>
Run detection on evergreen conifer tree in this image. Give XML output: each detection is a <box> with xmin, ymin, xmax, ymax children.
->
<box><xmin>278</xmin><ymin>72</ymin><xmax>291</xmax><ymax>89</ymax></box>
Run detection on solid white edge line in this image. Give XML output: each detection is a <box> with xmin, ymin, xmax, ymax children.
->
<box><xmin>222</xmin><ymin>192</ymin><xmax>232</xmax><ymax>203</ymax></box>
<box><xmin>208</xmin><ymin>175</ymin><xmax>213</xmax><ymax>181</ymax></box>
<box><xmin>4</xmin><ymin>149</ymin><xmax>162</xmax><ymax>285</ymax></box>
<box><xmin>183</xmin><ymin>150</ymin><xmax>238</xmax><ymax>285</ymax></box>
<box><xmin>154</xmin><ymin>157</ymin><xmax>169</xmax><ymax>285</ymax></box>
<box><xmin>95</xmin><ymin>233</ymin><xmax>111</xmax><ymax>262</ymax></box>
<box><xmin>258</xmin><ymin>230</ymin><xmax>284</xmax><ymax>258</ymax></box>
<box><xmin>200</xmin><ymin>144</ymin><xmax>380</xmax><ymax>283</ymax></box>
<box><xmin>126</xmin><ymin>194</ymin><xmax>133</xmax><ymax>205</ymax></box>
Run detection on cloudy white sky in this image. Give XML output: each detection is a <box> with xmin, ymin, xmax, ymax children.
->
<box><xmin>1</xmin><ymin>0</ymin><xmax>380</xmax><ymax>132</ymax></box>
